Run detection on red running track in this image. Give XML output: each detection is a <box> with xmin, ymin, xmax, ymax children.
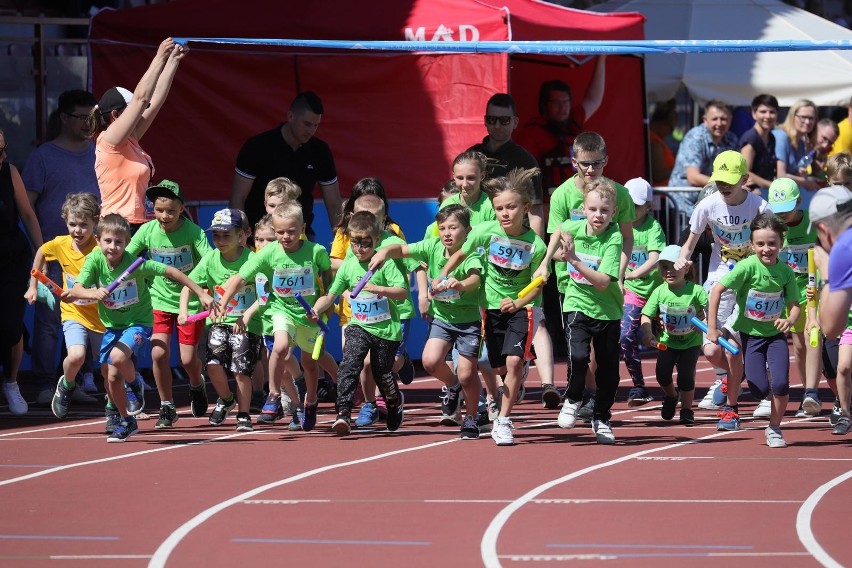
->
<box><xmin>0</xmin><ymin>357</ymin><xmax>849</xmax><ymax>567</ymax></box>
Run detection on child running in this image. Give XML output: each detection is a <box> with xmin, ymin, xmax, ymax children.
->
<box><xmin>125</xmin><ymin>180</ymin><xmax>212</xmax><ymax>427</ymax></box>
<box><xmin>25</xmin><ymin>193</ymin><xmax>105</xmax><ymax>420</ymax></box>
<box><xmin>708</xmin><ymin>213</ymin><xmax>800</xmax><ymax>446</ymax></box>
<box><xmin>180</xmin><ymin>208</ymin><xmax>262</xmax><ymax>432</ymax></box>
<box><xmin>641</xmin><ymin>245</ymin><xmax>708</xmax><ymax>423</ymax></box>
<box><xmin>370</xmin><ymin>204</ymin><xmax>484</xmax><ymax>438</ymax></box>
<box><xmin>436</xmin><ymin>168</ymin><xmax>546</xmax><ymax>446</ymax></box>
<box><xmin>312</xmin><ymin>211</ymin><xmax>408</xmax><ymax>435</ymax></box>
<box><xmin>540</xmin><ymin>179</ymin><xmax>624</xmax><ymax>444</ymax></box>
<box><xmin>70</xmin><ymin>214</ymin><xmax>216</xmax><ymax>442</ymax></box>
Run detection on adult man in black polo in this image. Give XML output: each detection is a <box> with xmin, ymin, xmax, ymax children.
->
<box><xmin>230</xmin><ymin>91</ymin><xmax>342</xmax><ymax>238</ymax></box>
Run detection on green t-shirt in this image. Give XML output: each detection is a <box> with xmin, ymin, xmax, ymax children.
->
<box><xmin>719</xmin><ymin>254</ymin><xmax>799</xmax><ymax>337</ymax></box>
<box><xmin>440</xmin><ymin>191</ymin><xmax>496</xmax><ymax>223</ymax></box>
<box><xmin>238</xmin><ymin>240</ymin><xmax>331</xmax><ymax>328</ymax></box>
<box><xmin>330</xmin><ymin>254</ymin><xmax>406</xmax><ymax>341</ymax></box>
<box><xmin>547</xmin><ymin>174</ymin><xmax>636</xmax><ymax>292</ymax></box>
<box><xmin>77</xmin><ymin>249</ymin><xmax>167</xmax><ymax>329</ymax></box>
<box><xmin>461</xmin><ymin>220</ymin><xmax>546</xmax><ymax>309</ymax></box>
<box><xmin>560</xmin><ymin>219</ymin><xmax>624</xmax><ymax>321</ymax></box>
<box><xmin>189</xmin><ymin>247</ymin><xmax>263</xmax><ymax>336</ymax></box>
<box><xmin>624</xmin><ymin>215</ymin><xmax>667</xmax><ymax>299</ymax></box>
<box><xmin>126</xmin><ymin>219</ymin><xmax>212</xmax><ymax>314</ymax></box>
<box><xmin>780</xmin><ymin>210</ymin><xmax>817</xmax><ymax>304</ymax></box>
<box><xmin>641</xmin><ymin>281</ymin><xmax>708</xmax><ymax>349</ymax></box>
<box><xmin>345</xmin><ymin>231</ymin><xmax>417</xmax><ymax>320</ymax></box>
<box><xmin>407</xmin><ymin>237</ymin><xmax>483</xmax><ymax>324</ymax></box>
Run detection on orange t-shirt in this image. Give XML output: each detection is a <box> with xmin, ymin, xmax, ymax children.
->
<box><xmin>96</xmin><ymin>134</ymin><xmax>154</xmax><ymax>224</ymax></box>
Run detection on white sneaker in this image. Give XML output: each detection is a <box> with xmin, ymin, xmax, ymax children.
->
<box><xmin>491</xmin><ymin>417</ymin><xmax>514</xmax><ymax>446</ymax></box>
<box><xmin>764</xmin><ymin>426</ymin><xmax>787</xmax><ymax>448</ymax></box>
<box><xmin>81</xmin><ymin>372</ymin><xmax>98</xmax><ymax>393</ymax></box>
<box><xmin>3</xmin><ymin>381</ymin><xmax>28</xmax><ymax>415</ymax></box>
<box><xmin>592</xmin><ymin>419</ymin><xmax>616</xmax><ymax>444</ymax></box>
<box><xmin>698</xmin><ymin>379</ymin><xmax>722</xmax><ymax>410</ymax></box>
<box><xmin>753</xmin><ymin>398</ymin><xmax>771</xmax><ymax>419</ymax></box>
<box><xmin>557</xmin><ymin>400</ymin><xmax>579</xmax><ymax>429</ymax></box>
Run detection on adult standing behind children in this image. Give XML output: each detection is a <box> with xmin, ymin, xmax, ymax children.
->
<box><xmin>23</xmin><ymin>89</ymin><xmax>100</xmax><ymax>403</ymax></box>
<box><xmin>90</xmin><ymin>38</ymin><xmax>187</xmax><ymax>231</ymax></box>
<box><xmin>739</xmin><ymin>94</ymin><xmax>782</xmax><ymax>191</ymax></box>
<box><xmin>230</xmin><ymin>91</ymin><xmax>342</xmax><ymax>239</ymax></box>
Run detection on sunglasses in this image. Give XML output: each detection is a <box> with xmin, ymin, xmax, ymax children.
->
<box><xmin>484</xmin><ymin>115</ymin><xmax>513</xmax><ymax>126</ymax></box>
<box><xmin>350</xmin><ymin>237</ymin><xmax>374</xmax><ymax>250</ymax></box>
<box><xmin>574</xmin><ymin>159</ymin><xmax>606</xmax><ymax>170</ymax></box>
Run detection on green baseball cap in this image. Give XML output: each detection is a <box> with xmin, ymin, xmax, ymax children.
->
<box><xmin>146</xmin><ymin>179</ymin><xmax>184</xmax><ymax>203</ymax></box>
<box><xmin>709</xmin><ymin>151</ymin><xmax>748</xmax><ymax>185</ymax></box>
<box><xmin>768</xmin><ymin>178</ymin><xmax>800</xmax><ymax>213</ymax></box>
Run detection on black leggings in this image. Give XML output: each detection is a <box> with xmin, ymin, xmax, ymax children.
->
<box><xmin>654</xmin><ymin>345</ymin><xmax>701</xmax><ymax>392</ymax></box>
<box><xmin>337</xmin><ymin>326</ymin><xmax>400</xmax><ymax>415</ymax></box>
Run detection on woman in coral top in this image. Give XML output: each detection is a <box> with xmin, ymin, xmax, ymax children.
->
<box><xmin>89</xmin><ymin>38</ymin><xmax>187</xmax><ymax>232</ymax></box>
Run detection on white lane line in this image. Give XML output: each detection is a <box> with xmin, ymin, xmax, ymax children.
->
<box><xmin>795</xmin><ymin>469</ymin><xmax>852</xmax><ymax>568</ymax></box>
<box><xmin>241</xmin><ymin>497</ymin><xmax>800</xmax><ymax>505</ymax></box>
<box><xmin>500</xmin><ymin>552</ymin><xmax>812</xmax><ymax>561</ymax></box>
<box><xmin>0</xmin><ymin>420</ymin><xmax>104</xmax><ymax>438</ymax></box>
<box><xmin>147</xmin><ymin>438</ymin><xmax>458</xmax><ymax>568</ymax></box>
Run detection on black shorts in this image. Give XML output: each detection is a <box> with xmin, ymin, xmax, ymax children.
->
<box><xmin>484</xmin><ymin>308</ymin><xmax>536</xmax><ymax>369</ymax></box>
<box><xmin>206</xmin><ymin>324</ymin><xmax>262</xmax><ymax>377</ymax></box>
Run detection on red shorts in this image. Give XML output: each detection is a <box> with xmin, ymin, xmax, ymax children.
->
<box><xmin>153</xmin><ymin>310</ymin><xmax>204</xmax><ymax>345</ymax></box>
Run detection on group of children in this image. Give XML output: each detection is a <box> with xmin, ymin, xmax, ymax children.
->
<box><xmin>26</xmin><ymin>131</ymin><xmax>852</xmax><ymax>446</ymax></box>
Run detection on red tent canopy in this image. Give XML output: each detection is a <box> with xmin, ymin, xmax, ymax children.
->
<box><xmin>90</xmin><ymin>0</ymin><xmax>646</xmax><ymax>202</ymax></box>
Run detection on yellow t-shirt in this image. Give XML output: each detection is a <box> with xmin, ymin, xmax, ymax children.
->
<box><xmin>330</xmin><ymin>222</ymin><xmax>405</xmax><ymax>325</ymax></box>
<box><xmin>829</xmin><ymin>117</ymin><xmax>852</xmax><ymax>157</ymax></box>
<box><xmin>41</xmin><ymin>236</ymin><xmax>105</xmax><ymax>332</ymax></box>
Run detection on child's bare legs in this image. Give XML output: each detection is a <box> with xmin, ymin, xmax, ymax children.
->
<box><xmin>150</xmin><ymin>333</ymin><xmax>174</xmax><ymax>402</ymax></box>
<box><xmin>725</xmin><ymin>345</ymin><xmax>744</xmax><ymax>408</ymax></box>
<box><xmin>269</xmin><ymin>330</ymin><xmax>301</xmax><ymax>403</ymax></box>
<box><xmin>422</xmin><ymin>339</ymin><xmax>458</xmax><ymax>388</ymax></box>
<box><xmin>498</xmin><ymin>355</ymin><xmax>524</xmax><ymax>417</ymax></box>
<box><xmin>769</xmin><ymin>392</ymin><xmax>789</xmax><ymax>429</ymax></box>
<box><xmin>532</xmin><ymin>324</ymin><xmax>554</xmax><ymax>387</ymax></box>
<box><xmin>300</xmin><ymin>353</ymin><xmax>319</xmax><ymax>405</ymax></box>
<box><xmin>106</xmin><ymin>344</ymin><xmax>135</xmax><ymax>416</ymax></box>
<box><xmin>319</xmin><ymin>350</ymin><xmax>338</xmax><ymax>382</ymax></box>
<box><xmin>178</xmin><ymin>341</ymin><xmax>203</xmax><ymax>389</ymax></box>
<box><xmin>837</xmin><ymin>344</ymin><xmax>852</xmax><ymax>417</ymax></box>
<box><xmin>205</xmin><ymin>364</ymin><xmax>232</xmax><ymax>400</ymax></box>
<box><xmin>458</xmin><ymin>355</ymin><xmax>480</xmax><ymax>416</ymax></box>
<box><xmin>234</xmin><ymin>373</ymin><xmax>252</xmax><ymax>413</ymax></box>
<box><xmin>63</xmin><ymin>344</ymin><xmax>87</xmax><ymax>383</ymax></box>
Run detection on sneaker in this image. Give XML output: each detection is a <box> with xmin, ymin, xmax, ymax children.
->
<box><xmin>440</xmin><ymin>406</ymin><xmax>462</xmax><ymax>426</ymax></box>
<box><xmin>627</xmin><ymin>386</ymin><xmax>653</xmax><ymax>408</ymax></box>
<box><xmin>3</xmin><ymin>381</ymin><xmax>28</xmax><ymax>415</ymax></box>
<box><xmin>105</xmin><ymin>405</ymin><xmax>121</xmax><ymax>434</ymax></box>
<box><xmin>70</xmin><ymin>388</ymin><xmax>97</xmax><ymax>404</ymax></box>
<box><xmin>208</xmin><ymin>396</ymin><xmax>236</xmax><ymax>425</ymax></box>
<box><xmin>661</xmin><ymin>394</ymin><xmax>679</xmax><ymax>421</ymax></box>
<box><xmin>301</xmin><ymin>401</ymin><xmax>318</xmax><ymax>431</ymax></box>
<box><xmin>288</xmin><ymin>408</ymin><xmax>303</xmax><ymax>431</ymax></box>
<box><xmin>486</xmin><ymin>396</ymin><xmax>499</xmax><ymax>422</ymax></box>
<box><xmin>557</xmin><ymin>399</ymin><xmax>579</xmax><ymax>429</ymax></box>
<box><xmin>830</xmin><ymin>398</ymin><xmax>843</xmax><ymax>427</ymax></box>
<box><xmin>155</xmin><ymin>404</ymin><xmax>178</xmax><ymax>429</ymax></box>
<box><xmin>51</xmin><ymin>376</ymin><xmax>74</xmax><ymax>419</ymax></box>
<box><xmin>491</xmin><ymin>417</ymin><xmax>514</xmax><ymax>446</ymax></box>
<box><xmin>375</xmin><ymin>396</ymin><xmax>388</xmax><ymax>421</ymax></box>
<box><xmin>541</xmin><ymin>383</ymin><xmax>561</xmax><ymax>409</ymax></box>
<box><xmin>698</xmin><ymin>379</ymin><xmax>723</xmax><ymax>410</ymax></box>
<box><xmin>386</xmin><ymin>393</ymin><xmax>404</xmax><ymax>432</ymax></box>
<box><xmin>440</xmin><ymin>383</ymin><xmax>462</xmax><ymax>421</ymax></box>
<box><xmin>107</xmin><ymin>417</ymin><xmax>139</xmax><ymax>442</ymax></box>
<box><xmin>802</xmin><ymin>390</ymin><xmax>822</xmax><ymax>417</ymax></box>
<box><xmin>236</xmin><ymin>414</ymin><xmax>253</xmax><ymax>432</ymax></box>
<box><xmin>81</xmin><ymin>372</ymin><xmax>98</xmax><ymax>394</ymax></box>
<box><xmin>332</xmin><ymin>412</ymin><xmax>351</xmax><ymax>435</ymax></box>
<box><xmin>832</xmin><ymin>415</ymin><xmax>851</xmax><ymax>435</ymax></box>
<box><xmin>592</xmin><ymin>419</ymin><xmax>616</xmax><ymax>444</ymax></box>
<box><xmin>716</xmin><ymin>406</ymin><xmax>740</xmax><ymax>431</ymax></box>
<box><xmin>257</xmin><ymin>393</ymin><xmax>284</xmax><ymax>424</ymax></box>
<box><xmin>712</xmin><ymin>377</ymin><xmax>728</xmax><ymax>406</ymax></box>
<box><xmin>190</xmin><ymin>381</ymin><xmax>209</xmax><ymax>418</ymax></box>
<box><xmin>764</xmin><ymin>425</ymin><xmax>787</xmax><ymax>448</ymax></box>
<box><xmin>679</xmin><ymin>407</ymin><xmax>695</xmax><ymax>425</ymax></box>
<box><xmin>355</xmin><ymin>402</ymin><xmax>379</xmax><ymax>427</ymax></box>
<box><xmin>752</xmin><ymin>397</ymin><xmax>771</xmax><ymax>419</ymax></box>
<box><xmin>477</xmin><ymin>410</ymin><xmax>492</xmax><ymax>433</ymax></box>
<box><xmin>460</xmin><ymin>414</ymin><xmax>480</xmax><ymax>439</ymax></box>
<box><xmin>515</xmin><ymin>382</ymin><xmax>526</xmax><ymax>404</ymax></box>
<box><xmin>795</xmin><ymin>403</ymin><xmax>808</xmax><ymax>418</ymax></box>
<box><xmin>398</xmin><ymin>352</ymin><xmax>416</xmax><ymax>385</ymax></box>
<box><xmin>125</xmin><ymin>379</ymin><xmax>145</xmax><ymax>416</ymax></box>
<box><xmin>577</xmin><ymin>391</ymin><xmax>595</xmax><ymax>422</ymax></box>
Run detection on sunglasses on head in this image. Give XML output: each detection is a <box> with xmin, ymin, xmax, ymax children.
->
<box><xmin>484</xmin><ymin>115</ymin><xmax>513</xmax><ymax>126</ymax></box>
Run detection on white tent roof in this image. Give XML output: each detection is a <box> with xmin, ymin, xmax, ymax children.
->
<box><xmin>590</xmin><ymin>0</ymin><xmax>852</xmax><ymax>106</ymax></box>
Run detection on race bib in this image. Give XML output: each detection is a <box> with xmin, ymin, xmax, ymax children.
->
<box><xmin>151</xmin><ymin>246</ymin><xmax>193</xmax><ymax>273</ymax></box>
<box><xmin>488</xmin><ymin>236</ymin><xmax>533</xmax><ymax>272</ymax></box>
<box><xmin>350</xmin><ymin>291</ymin><xmax>391</xmax><ymax>324</ymax></box>
<box><xmin>214</xmin><ymin>284</ymin><xmax>256</xmax><ymax>317</ymax></box>
<box><xmin>628</xmin><ymin>246</ymin><xmax>649</xmax><ymax>271</ymax></box>
<box><xmin>104</xmin><ymin>278</ymin><xmax>139</xmax><ymax>310</ymax></box>
<box><xmin>568</xmin><ymin>252</ymin><xmax>601</xmax><ymax>285</ymax></box>
<box><xmin>65</xmin><ymin>274</ymin><xmax>97</xmax><ymax>306</ymax></box>
<box><xmin>431</xmin><ymin>279</ymin><xmax>460</xmax><ymax>303</ymax></box>
<box><xmin>272</xmin><ymin>266</ymin><xmax>315</xmax><ymax>297</ymax></box>
<box><xmin>255</xmin><ymin>274</ymin><xmax>269</xmax><ymax>305</ymax></box>
<box><xmin>714</xmin><ymin>222</ymin><xmax>752</xmax><ymax>262</ymax></box>
<box><xmin>570</xmin><ymin>208</ymin><xmax>585</xmax><ymax>221</ymax></box>
<box><xmin>660</xmin><ymin>303</ymin><xmax>695</xmax><ymax>336</ymax></box>
<box><xmin>782</xmin><ymin>244</ymin><xmax>811</xmax><ymax>274</ymax></box>
<box><xmin>745</xmin><ymin>290</ymin><xmax>783</xmax><ymax>322</ymax></box>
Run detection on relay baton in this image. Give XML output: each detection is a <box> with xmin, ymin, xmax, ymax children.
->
<box><xmin>350</xmin><ymin>270</ymin><xmax>374</xmax><ymax>299</ymax></box>
<box><xmin>517</xmin><ymin>276</ymin><xmax>544</xmax><ymax>299</ymax></box>
<box><xmin>30</xmin><ymin>268</ymin><xmax>63</xmax><ymax>296</ymax></box>
<box><xmin>807</xmin><ymin>248</ymin><xmax>820</xmax><ymax>347</ymax></box>
<box><xmin>186</xmin><ymin>310</ymin><xmax>210</xmax><ymax>323</ymax></box>
<box><xmin>690</xmin><ymin>317</ymin><xmax>740</xmax><ymax>355</ymax></box>
<box><xmin>311</xmin><ymin>314</ymin><xmax>329</xmax><ymax>361</ymax></box>
<box><xmin>651</xmin><ymin>341</ymin><xmax>668</xmax><ymax>351</ymax></box>
<box><xmin>187</xmin><ymin>285</ymin><xmax>237</xmax><ymax>322</ymax></box>
<box><xmin>106</xmin><ymin>257</ymin><xmax>145</xmax><ymax>293</ymax></box>
<box><xmin>294</xmin><ymin>293</ymin><xmax>331</xmax><ymax>335</ymax></box>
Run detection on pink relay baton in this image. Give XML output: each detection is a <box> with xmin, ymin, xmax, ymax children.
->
<box><xmin>186</xmin><ymin>310</ymin><xmax>210</xmax><ymax>323</ymax></box>
<box><xmin>186</xmin><ymin>285</ymin><xmax>237</xmax><ymax>322</ymax></box>
<box><xmin>350</xmin><ymin>270</ymin><xmax>374</xmax><ymax>299</ymax></box>
<box><xmin>106</xmin><ymin>257</ymin><xmax>145</xmax><ymax>293</ymax></box>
